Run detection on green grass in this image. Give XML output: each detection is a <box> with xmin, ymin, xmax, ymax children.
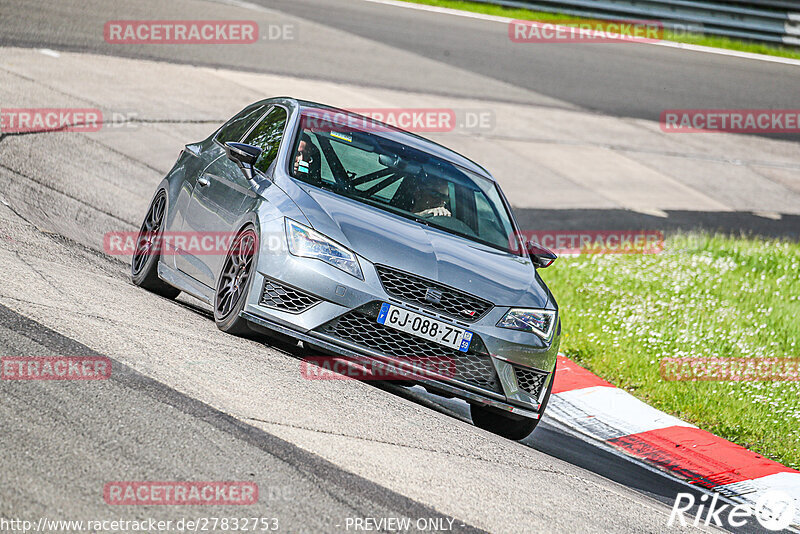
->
<box><xmin>540</xmin><ymin>233</ymin><xmax>800</xmax><ymax>469</ymax></box>
<box><xmin>400</xmin><ymin>0</ymin><xmax>800</xmax><ymax>60</ymax></box>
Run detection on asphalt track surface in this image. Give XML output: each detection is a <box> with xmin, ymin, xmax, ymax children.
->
<box><xmin>2</xmin><ymin>0</ymin><xmax>798</xmax><ymax>237</ymax></box>
<box><xmin>3</xmin><ymin>0</ymin><xmax>799</xmax><ymax>126</ymax></box>
<box><xmin>0</xmin><ymin>0</ymin><xmax>796</xmax><ymax>532</ymax></box>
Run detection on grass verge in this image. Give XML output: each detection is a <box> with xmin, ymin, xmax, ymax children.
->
<box><xmin>398</xmin><ymin>0</ymin><xmax>800</xmax><ymax>60</ymax></box>
<box><xmin>540</xmin><ymin>233</ymin><xmax>800</xmax><ymax>469</ymax></box>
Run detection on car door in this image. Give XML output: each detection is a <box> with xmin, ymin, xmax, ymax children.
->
<box><xmin>163</xmin><ymin>104</ymin><xmax>267</xmax><ymax>252</ymax></box>
<box><xmin>178</xmin><ymin>105</ymin><xmax>288</xmax><ymax>288</ymax></box>
<box><xmin>175</xmin><ymin>103</ymin><xmax>268</xmax><ymax>285</ymax></box>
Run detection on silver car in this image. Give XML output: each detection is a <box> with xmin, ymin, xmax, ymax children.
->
<box><xmin>131</xmin><ymin>97</ymin><xmax>561</xmax><ymax>439</ymax></box>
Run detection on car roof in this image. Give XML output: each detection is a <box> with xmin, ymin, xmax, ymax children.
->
<box><xmin>270</xmin><ymin>98</ymin><xmax>494</xmax><ymax>181</ymax></box>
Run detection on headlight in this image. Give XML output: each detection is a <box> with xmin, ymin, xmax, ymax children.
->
<box><xmin>285</xmin><ymin>219</ymin><xmax>363</xmax><ymax>280</ymax></box>
<box><xmin>497</xmin><ymin>308</ymin><xmax>557</xmax><ymax>339</ymax></box>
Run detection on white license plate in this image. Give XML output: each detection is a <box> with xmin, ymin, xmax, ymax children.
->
<box><xmin>376</xmin><ymin>303</ymin><xmax>472</xmax><ymax>352</ymax></box>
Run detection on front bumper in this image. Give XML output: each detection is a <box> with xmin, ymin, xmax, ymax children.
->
<box><xmin>243</xmin><ymin>240</ymin><xmax>560</xmax><ymax>418</ymax></box>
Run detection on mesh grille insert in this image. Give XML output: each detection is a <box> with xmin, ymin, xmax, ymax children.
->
<box><xmin>259</xmin><ymin>278</ymin><xmax>321</xmax><ymax>313</ymax></box>
<box><xmin>318</xmin><ymin>305</ymin><xmax>501</xmax><ymax>392</ymax></box>
<box><xmin>375</xmin><ymin>265</ymin><xmax>493</xmax><ymax>322</ymax></box>
<box><xmin>514</xmin><ymin>367</ymin><xmax>548</xmax><ymax>400</ymax></box>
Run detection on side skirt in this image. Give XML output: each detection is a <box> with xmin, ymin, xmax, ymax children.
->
<box><xmin>157</xmin><ymin>261</ymin><xmax>214</xmax><ymax>305</ymax></box>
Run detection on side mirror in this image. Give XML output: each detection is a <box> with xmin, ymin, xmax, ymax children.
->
<box><xmin>225</xmin><ymin>142</ymin><xmax>262</xmax><ymax>183</ymax></box>
<box><xmin>378</xmin><ymin>153</ymin><xmax>404</xmax><ymax>170</ymax></box>
<box><xmin>527</xmin><ymin>241</ymin><xmax>557</xmax><ymax>269</ymax></box>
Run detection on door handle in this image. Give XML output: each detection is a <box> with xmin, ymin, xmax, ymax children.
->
<box><xmin>197</xmin><ymin>176</ymin><xmax>210</xmax><ymax>188</ymax></box>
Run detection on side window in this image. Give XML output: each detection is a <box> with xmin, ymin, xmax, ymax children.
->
<box><xmin>475</xmin><ymin>191</ymin><xmax>511</xmax><ymax>247</ymax></box>
<box><xmin>244</xmin><ymin>106</ymin><xmax>288</xmax><ymax>173</ymax></box>
<box><xmin>332</xmin><ymin>141</ymin><xmax>383</xmax><ymax>181</ymax></box>
<box><xmin>291</xmin><ymin>132</ymin><xmax>334</xmax><ymax>185</ymax></box>
<box><xmin>309</xmin><ymin>134</ymin><xmax>335</xmax><ymax>184</ymax></box>
<box><xmin>215</xmin><ymin>104</ymin><xmax>267</xmax><ymax>144</ymax></box>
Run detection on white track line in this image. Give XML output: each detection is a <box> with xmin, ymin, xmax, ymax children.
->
<box><xmin>362</xmin><ymin>0</ymin><xmax>800</xmax><ymax>67</ymax></box>
<box><xmin>549</xmin><ymin>386</ymin><xmax>695</xmax><ymax>441</ymax></box>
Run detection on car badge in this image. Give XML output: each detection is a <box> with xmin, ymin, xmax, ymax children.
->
<box><xmin>424</xmin><ymin>288</ymin><xmax>443</xmax><ymax>305</ymax></box>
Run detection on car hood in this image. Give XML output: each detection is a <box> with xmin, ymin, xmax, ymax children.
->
<box><xmin>293</xmin><ymin>185</ymin><xmax>550</xmax><ymax>308</ymax></box>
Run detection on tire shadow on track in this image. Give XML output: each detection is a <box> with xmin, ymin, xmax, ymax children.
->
<box><xmin>122</xmin><ymin>280</ymin><xmax>768</xmax><ymax>533</ymax></box>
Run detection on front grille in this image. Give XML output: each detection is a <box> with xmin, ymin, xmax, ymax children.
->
<box><xmin>259</xmin><ymin>278</ymin><xmax>321</xmax><ymax>313</ymax></box>
<box><xmin>375</xmin><ymin>265</ymin><xmax>493</xmax><ymax>322</ymax></box>
<box><xmin>318</xmin><ymin>305</ymin><xmax>501</xmax><ymax>392</ymax></box>
<box><xmin>514</xmin><ymin>367</ymin><xmax>548</xmax><ymax>400</ymax></box>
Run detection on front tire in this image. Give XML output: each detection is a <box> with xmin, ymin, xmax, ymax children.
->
<box><xmin>471</xmin><ymin>364</ymin><xmax>556</xmax><ymax>440</ymax></box>
<box><xmin>470</xmin><ymin>405</ymin><xmax>539</xmax><ymax>440</ymax></box>
<box><xmin>214</xmin><ymin>226</ymin><xmax>257</xmax><ymax>335</ymax></box>
<box><xmin>131</xmin><ymin>190</ymin><xmax>181</xmax><ymax>299</ymax></box>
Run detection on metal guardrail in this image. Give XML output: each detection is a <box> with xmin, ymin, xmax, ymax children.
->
<box><xmin>475</xmin><ymin>0</ymin><xmax>800</xmax><ymax>46</ymax></box>
<box><xmin>713</xmin><ymin>0</ymin><xmax>798</xmax><ymax>8</ymax></box>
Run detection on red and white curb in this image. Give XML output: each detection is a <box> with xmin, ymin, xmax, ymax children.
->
<box><xmin>548</xmin><ymin>355</ymin><xmax>800</xmax><ymax>528</ymax></box>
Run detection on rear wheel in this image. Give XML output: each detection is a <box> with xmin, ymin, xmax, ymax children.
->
<box><xmin>471</xmin><ymin>364</ymin><xmax>555</xmax><ymax>440</ymax></box>
<box><xmin>214</xmin><ymin>226</ymin><xmax>257</xmax><ymax>335</ymax></box>
<box><xmin>131</xmin><ymin>190</ymin><xmax>180</xmax><ymax>299</ymax></box>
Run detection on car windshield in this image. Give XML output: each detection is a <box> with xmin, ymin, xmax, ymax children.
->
<box><xmin>289</xmin><ymin>111</ymin><xmax>521</xmax><ymax>255</ymax></box>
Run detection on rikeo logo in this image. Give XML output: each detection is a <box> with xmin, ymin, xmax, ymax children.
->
<box><xmin>668</xmin><ymin>491</ymin><xmax>795</xmax><ymax>531</ymax></box>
